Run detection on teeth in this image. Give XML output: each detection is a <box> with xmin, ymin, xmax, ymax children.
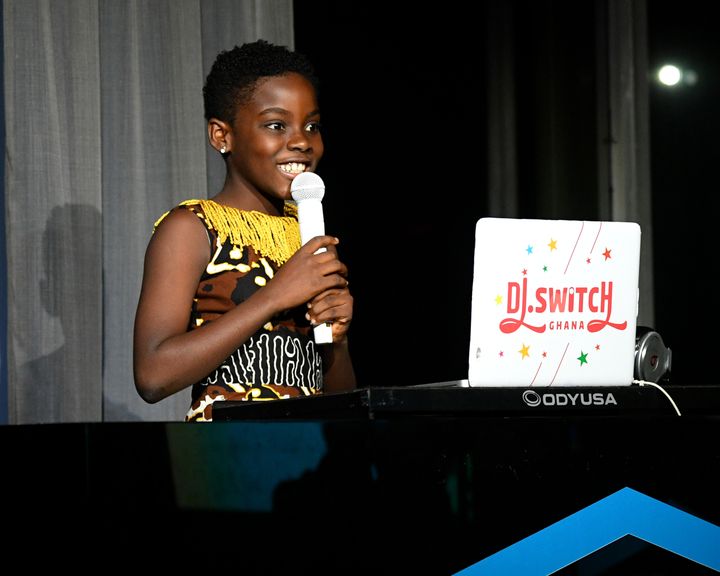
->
<box><xmin>280</xmin><ymin>163</ymin><xmax>307</xmax><ymax>174</ymax></box>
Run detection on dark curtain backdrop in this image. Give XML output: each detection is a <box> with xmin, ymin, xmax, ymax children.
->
<box><xmin>3</xmin><ymin>0</ymin><xmax>294</xmax><ymax>424</ymax></box>
<box><xmin>294</xmin><ymin>0</ymin><xmax>656</xmax><ymax>390</ymax></box>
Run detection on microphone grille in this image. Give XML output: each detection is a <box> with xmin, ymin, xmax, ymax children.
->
<box><xmin>290</xmin><ymin>172</ymin><xmax>325</xmax><ymax>202</ymax></box>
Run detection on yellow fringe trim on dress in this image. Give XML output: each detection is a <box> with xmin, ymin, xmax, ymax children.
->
<box><xmin>154</xmin><ymin>199</ymin><xmax>301</xmax><ymax>266</ymax></box>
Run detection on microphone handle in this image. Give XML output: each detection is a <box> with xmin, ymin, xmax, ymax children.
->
<box><xmin>313</xmin><ymin>322</ymin><xmax>333</xmax><ymax>345</ymax></box>
<box><xmin>296</xmin><ymin>198</ymin><xmax>333</xmax><ymax>344</ymax></box>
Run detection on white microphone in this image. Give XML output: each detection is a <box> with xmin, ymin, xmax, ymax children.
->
<box><xmin>290</xmin><ymin>171</ymin><xmax>333</xmax><ymax>344</ymax></box>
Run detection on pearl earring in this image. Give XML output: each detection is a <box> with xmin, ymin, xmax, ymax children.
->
<box><xmin>220</xmin><ymin>145</ymin><xmax>227</xmax><ymax>154</ymax></box>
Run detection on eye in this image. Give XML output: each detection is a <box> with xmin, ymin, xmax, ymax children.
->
<box><xmin>265</xmin><ymin>121</ymin><xmax>285</xmax><ymax>131</ymax></box>
<box><xmin>305</xmin><ymin>121</ymin><xmax>322</xmax><ymax>134</ymax></box>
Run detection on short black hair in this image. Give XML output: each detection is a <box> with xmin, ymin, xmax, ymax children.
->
<box><xmin>203</xmin><ymin>39</ymin><xmax>319</xmax><ymax>123</ymax></box>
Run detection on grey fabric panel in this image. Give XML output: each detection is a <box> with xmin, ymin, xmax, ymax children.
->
<box><xmin>4</xmin><ymin>0</ymin><xmax>103</xmax><ymax>423</ymax></box>
<box><xmin>100</xmin><ymin>0</ymin><xmax>207</xmax><ymax>422</ymax></box>
<box><xmin>4</xmin><ymin>0</ymin><xmax>294</xmax><ymax>423</ymax></box>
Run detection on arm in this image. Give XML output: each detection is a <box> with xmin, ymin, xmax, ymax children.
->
<box><xmin>306</xmin><ymin>244</ymin><xmax>357</xmax><ymax>393</ymax></box>
<box><xmin>133</xmin><ymin>209</ymin><xmax>348</xmax><ymax>403</ymax></box>
<box><xmin>321</xmin><ymin>337</ymin><xmax>357</xmax><ymax>393</ymax></box>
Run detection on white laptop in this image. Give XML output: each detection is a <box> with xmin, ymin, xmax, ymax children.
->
<box><xmin>468</xmin><ymin>217</ymin><xmax>641</xmax><ymax>387</ymax></box>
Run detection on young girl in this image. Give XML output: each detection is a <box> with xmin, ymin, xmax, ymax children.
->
<box><xmin>133</xmin><ymin>40</ymin><xmax>356</xmax><ymax>422</ymax></box>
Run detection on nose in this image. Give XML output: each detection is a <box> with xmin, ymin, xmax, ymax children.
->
<box><xmin>287</xmin><ymin>128</ymin><xmax>311</xmax><ymax>152</ymax></box>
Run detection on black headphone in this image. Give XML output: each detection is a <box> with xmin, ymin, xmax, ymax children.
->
<box><xmin>634</xmin><ymin>326</ymin><xmax>672</xmax><ymax>383</ymax></box>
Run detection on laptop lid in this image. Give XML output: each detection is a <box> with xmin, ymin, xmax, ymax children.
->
<box><xmin>468</xmin><ymin>217</ymin><xmax>641</xmax><ymax>387</ymax></box>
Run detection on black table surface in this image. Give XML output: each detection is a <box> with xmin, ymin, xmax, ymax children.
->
<box><xmin>212</xmin><ymin>382</ymin><xmax>720</xmax><ymax>420</ymax></box>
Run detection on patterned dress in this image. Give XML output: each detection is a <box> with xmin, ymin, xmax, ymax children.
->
<box><xmin>154</xmin><ymin>199</ymin><xmax>323</xmax><ymax>422</ymax></box>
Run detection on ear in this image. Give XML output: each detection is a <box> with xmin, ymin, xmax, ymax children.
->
<box><xmin>208</xmin><ymin>118</ymin><xmax>232</xmax><ymax>154</ymax></box>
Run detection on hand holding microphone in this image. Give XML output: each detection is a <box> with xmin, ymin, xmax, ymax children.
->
<box><xmin>291</xmin><ymin>172</ymin><xmax>335</xmax><ymax>344</ymax></box>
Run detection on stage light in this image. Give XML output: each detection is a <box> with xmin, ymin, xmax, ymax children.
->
<box><xmin>655</xmin><ymin>64</ymin><xmax>698</xmax><ymax>89</ymax></box>
<box><xmin>657</xmin><ymin>64</ymin><xmax>681</xmax><ymax>86</ymax></box>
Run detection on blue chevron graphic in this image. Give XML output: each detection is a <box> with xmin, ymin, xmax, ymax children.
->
<box><xmin>455</xmin><ymin>487</ymin><xmax>720</xmax><ymax>575</ymax></box>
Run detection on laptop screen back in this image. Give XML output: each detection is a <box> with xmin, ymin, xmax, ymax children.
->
<box><xmin>468</xmin><ymin>217</ymin><xmax>641</xmax><ymax>387</ymax></box>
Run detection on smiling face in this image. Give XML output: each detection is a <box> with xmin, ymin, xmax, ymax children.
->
<box><xmin>219</xmin><ymin>72</ymin><xmax>323</xmax><ymax>213</ymax></box>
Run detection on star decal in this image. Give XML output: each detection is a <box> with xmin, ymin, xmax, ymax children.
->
<box><xmin>548</xmin><ymin>238</ymin><xmax>557</xmax><ymax>251</ymax></box>
<box><xmin>495</xmin><ymin>294</ymin><xmax>503</xmax><ymax>305</ymax></box>
<box><xmin>526</xmin><ymin>245</ymin><xmax>534</xmax><ymax>255</ymax></box>
<box><xmin>543</xmin><ymin>265</ymin><xmax>548</xmax><ymax>272</ymax></box>
<box><xmin>603</xmin><ymin>247</ymin><xmax>612</xmax><ymax>260</ymax></box>
<box><xmin>577</xmin><ymin>351</ymin><xmax>589</xmax><ymax>366</ymax></box>
<box><xmin>519</xmin><ymin>344</ymin><xmax>530</xmax><ymax>359</ymax></box>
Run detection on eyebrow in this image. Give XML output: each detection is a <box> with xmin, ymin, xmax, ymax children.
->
<box><xmin>259</xmin><ymin>107</ymin><xmax>321</xmax><ymax>118</ymax></box>
<box><xmin>259</xmin><ymin>107</ymin><xmax>289</xmax><ymax>116</ymax></box>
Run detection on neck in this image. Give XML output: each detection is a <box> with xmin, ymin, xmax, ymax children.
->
<box><xmin>213</xmin><ymin>179</ymin><xmax>284</xmax><ymax>216</ymax></box>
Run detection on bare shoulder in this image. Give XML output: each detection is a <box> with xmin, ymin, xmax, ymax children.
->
<box><xmin>144</xmin><ymin>204</ymin><xmax>211</xmax><ymax>273</ymax></box>
<box><xmin>153</xmin><ymin>203</ymin><xmax>207</xmax><ymax>237</ymax></box>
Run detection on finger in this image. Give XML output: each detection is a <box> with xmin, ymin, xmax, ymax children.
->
<box><xmin>308</xmin><ymin>289</ymin><xmax>353</xmax><ymax>324</ymax></box>
<box><xmin>308</xmin><ymin>305</ymin><xmax>353</xmax><ymax>327</ymax></box>
<box><xmin>321</xmin><ymin>273</ymin><xmax>349</xmax><ymax>290</ymax></box>
<box><xmin>308</xmin><ymin>255</ymin><xmax>347</xmax><ymax>280</ymax></box>
<box><xmin>330</xmin><ymin>318</ymin><xmax>351</xmax><ymax>341</ymax></box>
<box><xmin>303</xmin><ymin>235</ymin><xmax>339</xmax><ymax>255</ymax></box>
<box><xmin>311</xmin><ymin>286</ymin><xmax>348</xmax><ymax>307</ymax></box>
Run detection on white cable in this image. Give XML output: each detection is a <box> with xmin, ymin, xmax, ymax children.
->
<box><xmin>633</xmin><ymin>379</ymin><xmax>681</xmax><ymax>416</ymax></box>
